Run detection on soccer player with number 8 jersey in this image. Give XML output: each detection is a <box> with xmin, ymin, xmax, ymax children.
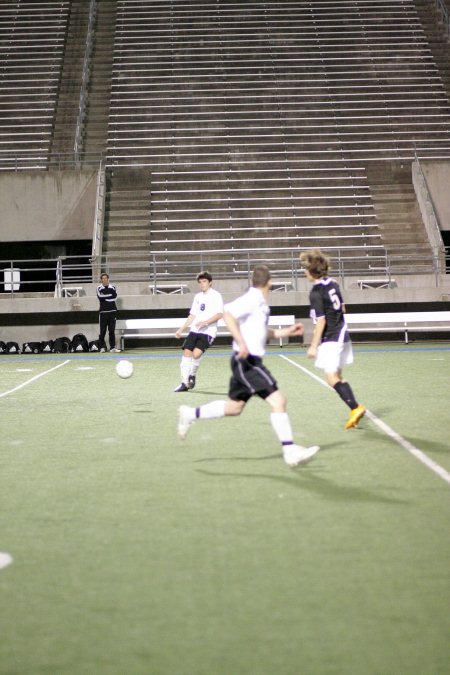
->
<box><xmin>300</xmin><ymin>248</ymin><xmax>366</xmax><ymax>429</ymax></box>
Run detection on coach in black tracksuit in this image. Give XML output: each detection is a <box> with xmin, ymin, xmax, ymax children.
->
<box><xmin>97</xmin><ymin>273</ymin><xmax>120</xmax><ymax>352</ymax></box>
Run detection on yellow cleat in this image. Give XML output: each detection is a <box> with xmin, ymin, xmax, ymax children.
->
<box><xmin>345</xmin><ymin>404</ymin><xmax>366</xmax><ymax>429</ymax></box>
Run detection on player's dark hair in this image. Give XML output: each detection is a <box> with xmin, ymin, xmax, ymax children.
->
<box><xmin>197</xmin><ymin>271</ymin><xmax>213</xmax><ymax>283</ymax></box>
<box><xmin>252</xmin><ymin>265</ymin><xmax>271</xmax><ymax>288</ymax></box>
<box><xmin>100</xmin><ymin>272</ymin><xmax>109</xmax><ymax>279</ymax></box>
<box><xmin>300</xmin><ymin>249</ymin><xmax>330</xmax><ymax>279</ymax></box>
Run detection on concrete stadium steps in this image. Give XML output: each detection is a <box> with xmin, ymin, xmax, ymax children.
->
<box><xmin>50</xmin><ymin>0</ymin><xmax>116</xmax><ymax>160</ymax></box>
<box><xmin>82</xmin><ymin>0</ymin><xmax>116</xmax><ymax>158</ymax></box>
<box><xmin>366</xmin><ymin>161</ymin><xmax>431</xmax><ymax>259</ymax></box>
<box><xmin>50</xmin><ymin>0</ymin><xmax>89</xmax><ymax>156</ymax></box>
<box><xmin>102</xmin><ymin>168</ymin><xmax>151</xmax><ymax>268</ymax></box>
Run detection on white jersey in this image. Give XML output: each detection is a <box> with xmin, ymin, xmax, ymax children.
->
<box><xmin>189</xmin><ymin>287</ymin><xmax>224</xmax><ymax>338</ymax></box>
<box><xmin>225</xmin><ymin>286</ymin><xmax>269</xmax><ymax>357</ymax></box>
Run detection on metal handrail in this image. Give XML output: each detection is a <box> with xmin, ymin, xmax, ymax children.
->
<box><xmin>74</xmin><ymin>0</ymin><xmax>97</xmax><ymax>165</ymax></box>
<box><xmin>91</xmin><ymin>160</ymin><xmax>106</xmax><ymax>270</ymax></box>
<box><xmin>412</xmin><ymin>153</ymin><xmax>446</xmax><ymax>282</ymax></box>
<box><xmin>435</xmin><ymin>0</ymin><xmax>450</xmax><ymax>41</ymax></box>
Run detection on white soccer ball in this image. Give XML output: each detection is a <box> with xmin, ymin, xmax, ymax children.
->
<box><xmin>115</xmin><ymin>359</ymin><xmax>134</xmax><ymax>379</ymax></box>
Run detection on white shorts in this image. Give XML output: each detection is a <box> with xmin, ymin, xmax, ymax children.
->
<box><xmin>315</xmin><ymin>340</ymin><xmax>353</xmax><ymax>373</ymax></box>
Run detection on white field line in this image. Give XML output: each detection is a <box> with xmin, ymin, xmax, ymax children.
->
<box><xmin>280</xmin><ymin>354</ymin><xmax>450</xmax><ymax>487</ymax></box>
<box><xmin>0</xmin><ymin>359</ymin><xmax>70</xmax><ymax>399</ymax></box>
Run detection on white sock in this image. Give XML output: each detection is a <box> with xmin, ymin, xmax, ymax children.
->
<box><xmin>191</xmin><ymin>356</ymin><xmax>202</xmax><ymax>375</ymax></box>
<box><xmin>180</xmin><ymin>355</ymin><xmax>192</xmax><ymax>384</ymax></box>
<box><xmin>270</xmin><ymin>412</ymin><xmax>294</xmax><ymax>445</ymax></box>
<box><xmin>198</xmin><ymin>400</ymin><xmax>226</xmax><ymax>419</ymax></box>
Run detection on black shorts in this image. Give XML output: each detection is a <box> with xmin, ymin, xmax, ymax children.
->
<box><xmin>228</xmin><ymin>354</ymin><xmax>278</xmax><ymax>403</ymax></box>
<box><xmin>183</xmin><ymin>331</ymin><xmax>214</xmax><ymax>353</ymax></box>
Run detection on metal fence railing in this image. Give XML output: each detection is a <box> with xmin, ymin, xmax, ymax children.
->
<box><xmin>1</xmin><ymin>245</ymin><xmax>449</xmax><ymax>298</ymax></box>
<box><xmin>0</xmin><ymin>151</ymin><xmax>104</xmax><ymax>173</ymax></box>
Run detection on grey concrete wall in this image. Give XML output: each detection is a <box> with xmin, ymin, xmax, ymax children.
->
<box><xmin>422</xmin><ymin>160</ymin><xmax>450</xmax><ymax>231</ymax></box>
<box><xmin>0</xmin><ymin>169</ymin><xmax>98</xmax><ymax>242</ymax></box>
<box><xmin>0</xmin><ymin>274</ymin><xmax>449</xmax><ymax>345</ymax></box>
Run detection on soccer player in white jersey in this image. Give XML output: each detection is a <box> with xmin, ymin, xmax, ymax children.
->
<box><xmin>300</xmin><ymin>248</ymin><xmax>366</xmax><ymax>429</ymax></box>
<box><xmin>174</xmin><ymin>271</ymin><xmax>224</xmax><ymax>392</ymax></box>
<box><xmin>178</xmin><ymin>265</ymin><xmax>320</xmax><ymax>468</ymax></box>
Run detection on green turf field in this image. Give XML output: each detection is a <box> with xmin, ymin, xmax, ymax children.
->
<box><xmin>1</xmin><ymin>344</ymin><xmax>449</xmax><ymax>675</ymax></box>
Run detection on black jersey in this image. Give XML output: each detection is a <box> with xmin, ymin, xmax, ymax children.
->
<box><xmin>309</xmin><ymin>277</ymin><xmax>349</xmax><ymax>343</ymax></box>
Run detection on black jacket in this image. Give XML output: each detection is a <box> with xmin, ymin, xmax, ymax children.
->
<box><xmin>97</xmin><ymin>284</ymin><xmax>118</xmax><ymax>313</ymax></box>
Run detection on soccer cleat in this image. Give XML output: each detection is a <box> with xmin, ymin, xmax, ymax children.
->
<box><xmin>283</xmin><ymin>444</ymin><xmax>320</xmax><ymax>468</ymax></box>
<box><xmin>345</xmin><ymin>404</ymin><xmax>366</xmax><ymax>429</ymax></box>
<box><xmin>188</xmin><ymin>375</ymin><xmax>196</xmax><ymax>390</ymax></box>
<box><xmin>174</xmin><ymin>382</ymin><xmax>189</xmax><ymax>392</ymax></box>
<box><xmin>178</xmin><ymin>405</ymin><xmax>194</xmax><ymax>439</ymax></box>
<box><xmin>110</xmin><ymin>347</ymin><xmax>121</xmax><ymax>353</ymax></box>
<box><xmin>100</xmin><ymin>347</ymin><xmax>106</xmax><ymax>353</ymax></box>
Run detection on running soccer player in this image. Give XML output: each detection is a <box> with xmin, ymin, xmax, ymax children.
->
<box><xmin>300</xmin><ymin>248</ymin><xmax>366</xmax><ymax>429</ymax></box>
<box><xmin>174</xmin><ymin>271</ymin><xmax>224</xmax><ymax>392</ymax></box>
<box><xmin>178</xmin><ymin>265</ymin><xmax>320</xmax><ymax>468</ymax></box>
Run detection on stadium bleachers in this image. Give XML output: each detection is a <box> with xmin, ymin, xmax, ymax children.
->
<box><xmin>1</xmin><ymin>1</ymin><xmax>449</xmax><ymax>281</ymax></box>
<box><xmin>103</xmin><ymin>0</ymin><xmax>450</xmax><ymax>275</ymax></box>
<box><xmin>0</xmin><ymin>1</ymin><xmax>70</xmax><ymax>170</ymax></box>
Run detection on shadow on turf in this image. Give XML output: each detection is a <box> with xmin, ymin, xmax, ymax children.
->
<box><xmin>186</xmin><ymin>390</ymin><xmax>228</xmax><ymax>396</ymax></box>
<box><xmin>404</xmin><ymin>436</ymin><xmax>450</xmax><ymax>455</ymax></box>
<box><xmin>195</xmin><ymin>452</ymin><xmax>282</xmax><ymax>463</ymax></box>
<box><xmin>194</xmin><ymin>441</ymin><xmax>342</xmax><ymax>464</ymax></box>
<box><xmin>362</xmin><ymin>426</ymin><xmax>450</xmax><ymax>456</ymax></box>
<box><xmin>195</xmin><ymin>468</ymin><xmax>408</xmax><ymax>504</ymax></box>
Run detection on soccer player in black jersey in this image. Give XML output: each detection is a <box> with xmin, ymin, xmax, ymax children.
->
<box><xmin>300</xmin><ymin>249</ymin><xmax>366</xmax><ymax>429</ymax></box>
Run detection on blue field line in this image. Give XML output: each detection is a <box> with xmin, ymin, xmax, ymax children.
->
<box><xmin>0</xmin><ymin>343</ymin><xmax>449</xmax><ymax>364</ymax></box>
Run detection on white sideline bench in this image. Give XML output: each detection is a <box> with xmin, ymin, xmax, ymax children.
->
<box><xmin>116</xmin><ymin>315</ymin><xmax>296</xmax><ymax>350</ymax></box>
<box><xmin>357</xmin><ymin>278</ymin><xmax>397</xmax><ymax>290</ymax></box>
<box><xmin>54</xmin><ymin>286</ymin><xmax>85</xmax><ymax>298</ymax></box>
<box><xmin>148</xmin><ymin>283</ymin><xmax>189</xmax><ymax>295</ymax></box>
<box><xmin>271</xmin><ymin>280</ymin><xmax>294</xmax><ymax>292</ymax></box>
<box><xmin>346</xmin><ymin>312</ymin><xmax>450</xmax><ymax>343</ymax></box>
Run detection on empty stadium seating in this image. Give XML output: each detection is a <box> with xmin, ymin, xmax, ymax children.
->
<box><xmin>0</xmin><ymin>1</ymin><xmax>70</xmax><ymax>170</ymax></box>
<box><xmin>103</xmin><ymin>0</ymin><xmax>450</xmax><ymax>276</ymax></box>
<box><xmin>1</xmin><ymin>1</ymin><xmax>450</xmax><ymax>282</ymax></box>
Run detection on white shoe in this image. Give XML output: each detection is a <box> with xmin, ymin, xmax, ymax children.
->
<box><xmin>283</xmin><ymin>444</ymin><xmax>320</xmax><ymax>468</ymax></box>
<box><xmin>178</xmin><ymin>405</ymin><xmax>195</xmax><ymax>439</ymax></box>
<box><xmin>110</xmin><ymin>347</ymin><xmax>121</xmax><ymax>353</ymax></box>
<box><xmin>100</xmin><ymin>347</ymin><xmax>106</xmax><ymax>353</ymax></box>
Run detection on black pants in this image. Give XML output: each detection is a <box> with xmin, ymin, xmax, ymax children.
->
<box><xmin>99</xmin><ymin>311</ymin><xmax>116</xmax><ymax>349</ymax></box>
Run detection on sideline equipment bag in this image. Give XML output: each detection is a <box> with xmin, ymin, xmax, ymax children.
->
<box><xmin>6</xmin><ymin>341</ymin><xmax>20</xmax><ymax>353</ymax></box>
<box><xmin>89</xmin><ymin>339</ymin><xmax>101</xmax><ymax>352</ymax></box>
<box><xmin>71</xmin><ymin>333</ymin><xmax>89</xmax><ymax>352</ymax></box>
<box><xmin>0</xmin><ymin>341</ymin><xmax>6</xmax><ymax>353</ymax></box>
<box><xmin>54</xmin><ymin>337</ymin><xmax>71</xmax><ymax>353</ymax></box>
<box><xmin>22</xmin><ymin>342</ymin><xmax>42</xmax><ymax>354</ymax></box>
<box><xmin>40</xmin><ymin>340</ymin><xmax>55</xmax><ymax>353</ymax></box>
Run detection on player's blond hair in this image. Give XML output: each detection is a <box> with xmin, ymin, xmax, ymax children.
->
<box><xmin>300</xmin><ymin>249</ymin><xmax>330</xmax><ymax>279</ymax></box>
